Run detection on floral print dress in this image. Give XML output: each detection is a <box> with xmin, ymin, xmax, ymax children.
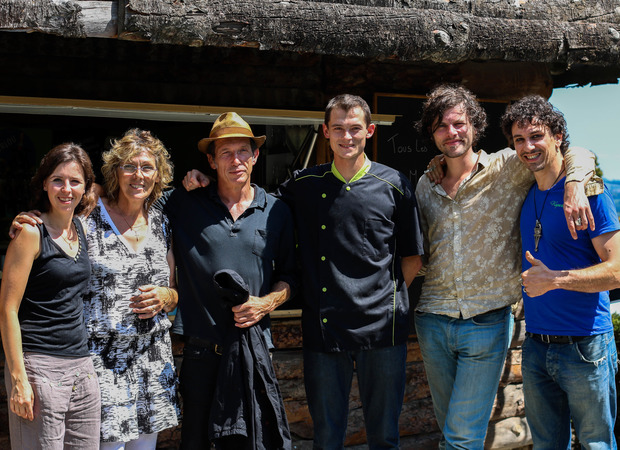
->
<box><xmin>83</xmin><ymin>199</ymin><xmax>179</xmax><ymax>443</ymax></box>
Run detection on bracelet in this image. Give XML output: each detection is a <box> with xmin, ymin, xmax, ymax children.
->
<box><xmin>161</xmin><ymin>287</ymin><xmax>171</xmax><ymax>308</ymax></box>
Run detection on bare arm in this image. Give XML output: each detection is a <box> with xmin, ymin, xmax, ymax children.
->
<box><xmin>129</xmin><ymin>247</ymin><xmax>179</xmax><ymax>318</ymax></box>
<box><xmin>231</xmin><ymin>281</ymin><xmax>291</xmax><ymax>328</ymax></box>
<box><xmin>521</xmin><ymin>229</ymin><xmax>620</xmax><ymax>297</ymax></box>
<box><xmin>0</xmin><ymin>225</ymin><xmax>40</xmax><ymax>421</ymax></box>
<box><xmin>182</xmin><ymin>170</ymin><xmax>211</xmax><ymax>191</ymax></box>
<box><xmin>401</xmin><ymin>255</ymin><xmax>423</xmax><ymax>288</ymax></box>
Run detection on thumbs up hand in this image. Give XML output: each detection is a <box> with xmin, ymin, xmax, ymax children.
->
<box><xmin>521</xmin><ymin>251</ymin><xmax>555</xmax><ymax>297</ymax></box>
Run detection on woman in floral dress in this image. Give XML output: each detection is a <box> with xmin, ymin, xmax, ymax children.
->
<box><xmin>84</xmin><ymin>129</ymin><xmax>180</xmax><ymax>449</ymax></box>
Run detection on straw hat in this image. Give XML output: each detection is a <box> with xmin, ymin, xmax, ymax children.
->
<box><xmin>198</xmin><ymin>112</ymin><xmax>266</xmax><ymax>154</ymax></box>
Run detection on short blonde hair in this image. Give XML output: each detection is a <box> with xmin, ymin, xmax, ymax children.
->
<box><xmin>101</xmin><ymin>129</ymin><xmax>173</xmax><ymax>209</ymax></box>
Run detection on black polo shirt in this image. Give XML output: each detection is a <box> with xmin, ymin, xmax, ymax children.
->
<box><xmin>163</xmin><ymin>184</ymin><xmax>297</xmax><ymax>346</ymax></box>
<box><xmin>276</xmin><ymin>158</ymin><xmax>423</xmax><ymax>351</ymax></box>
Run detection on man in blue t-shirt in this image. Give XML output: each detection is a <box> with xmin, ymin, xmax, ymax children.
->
<box><xmin>501</xmin><ymin>95</ymin><xmax>620</xmax><ymax>449</ymax></box>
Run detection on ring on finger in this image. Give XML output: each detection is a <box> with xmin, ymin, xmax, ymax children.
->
<box><xmin>575</xmin><ymin>217</ymin><xmax>582</xmax><ymax>226</ymax></box>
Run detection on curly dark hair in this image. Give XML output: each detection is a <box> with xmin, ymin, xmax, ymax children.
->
<box><xmin>500</xmin><ymin>95</ymin><xmax>570</xmax><ymax>154</ymax></box>
<box><xmin>416</xmin><ymin>84</ymin><xmax>487</xmax><ymax>148</ymax></box>
<box><xmin>30</xmin><ymin>143</ymin><xmax>96</xmax><ymax>216</ymax></box>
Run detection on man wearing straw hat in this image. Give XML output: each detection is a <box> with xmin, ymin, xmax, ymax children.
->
<box><xmin>186</xmin><ymin>95</ymin><xmax>424</xmax><ymax>448</ymax></box>
<box><xmin>165</xmin><ymin>112</ymin><xmax>297</xmax><ymax>449</ymax></box>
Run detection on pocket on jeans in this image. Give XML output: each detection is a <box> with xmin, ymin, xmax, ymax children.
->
<box><xmin>575</xmin><ymin>334</ymin><xmax>608</xmax><ymax>365</ymax></box>
<box><xmin>471</xmin><ymin>307</ymin><xmax>508</xmax><ymax>326</ymax></box>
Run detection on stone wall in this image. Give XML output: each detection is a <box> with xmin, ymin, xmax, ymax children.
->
<box><xmin>0</xmin><ymin>306</ymin><xmax>529</xmax><ymax>449</ymax></box>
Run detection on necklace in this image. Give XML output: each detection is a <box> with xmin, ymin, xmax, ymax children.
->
<box><xmin>118</xmin><ymin>211</ymin><xmax>147</xmax><ymax>243</ymax></box>
<box><xmin>532</xmin><ymin>168</ymin><xmax>565</xmax><ymax>252</ymax></box>
<box><xmin>60</xmin><ymin>224</ymin><xmax>76</xmax><ymax>250</ymax></box>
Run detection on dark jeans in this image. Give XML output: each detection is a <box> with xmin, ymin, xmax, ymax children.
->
<box><xmin>303</xmin><ymin>344</ymin><xmax>407</xmax><ymax>450</ymax></box>
<box><xmin>179</xmin><ymin>343</ymin><xmax>245</xmax><ymax>450</ymax></box>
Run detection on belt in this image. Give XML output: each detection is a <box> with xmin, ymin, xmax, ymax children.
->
<box><xmin>526</xmin><ymin>332</ymin><xmax>586</xmax><ymax>345</ymax></box>
<box><xmin>186</xmin><ymin>336</ymin><xmax>223</xmax><ymax>355</ymax></box>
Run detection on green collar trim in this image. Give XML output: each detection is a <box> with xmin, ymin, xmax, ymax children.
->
<box><xmin>331</xmin><ymin>155</ymin><xmax>371</xmax><ymax>183</ymax></box>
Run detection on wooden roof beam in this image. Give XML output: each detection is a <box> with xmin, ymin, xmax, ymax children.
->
<box><xmin>0</xmin><ymin>0</ymin><xmax>619</xmax><ymax>69</ymax></box>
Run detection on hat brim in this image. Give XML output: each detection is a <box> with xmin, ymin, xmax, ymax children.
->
<box><xmin>198</xmin><ymin>134</ymin><xmax>266</xmax><ymax>154</ymax></box>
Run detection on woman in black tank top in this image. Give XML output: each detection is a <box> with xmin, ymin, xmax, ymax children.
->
<box><xmin>0</xmin><ymin>143</ymin><xmax>100</xmax><ymax>449</ymax></box>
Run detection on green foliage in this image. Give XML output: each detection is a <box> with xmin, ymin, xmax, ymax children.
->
<box><xmin>612</xmin><ymin>313</ymin><xmax>620</xmax><ymax>345</ymax></box>
<box><xmin>595</xmin><ymin>155</ymin><xmax>603</xmax><ymax>178</ymax></box>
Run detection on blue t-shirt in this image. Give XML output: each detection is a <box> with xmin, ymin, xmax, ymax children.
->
<box><xmin>520</xmin><ymin>178</ymin><xmax>620</xmax><ymax>336</ymax></box>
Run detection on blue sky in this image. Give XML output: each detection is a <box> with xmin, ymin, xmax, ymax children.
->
<box><xmin>550</xmin><ymin>83</ymin><xmax>620</xmax><ymax>180</ymax></box>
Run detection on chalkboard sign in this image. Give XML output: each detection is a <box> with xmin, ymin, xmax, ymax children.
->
<box><xmin>372</xmin><ymin>93</ymin><xmax>510</xmax><ymax>187</ymax></box>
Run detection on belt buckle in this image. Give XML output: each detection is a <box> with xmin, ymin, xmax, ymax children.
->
<box><xmin>214</xmin><ymin>344</ymin><xmax>223</xmax><ymax>356</ymax></box>
<box><xmin>541</xmin><ymin>334</ymin><xmax>551</xmax><ymax>344</ymax></box>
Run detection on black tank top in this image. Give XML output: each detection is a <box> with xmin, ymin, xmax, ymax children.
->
<box><xmin>19</xmin><ymin>217</ymin><xmax>91</xmax><ymax>357</ymax></box>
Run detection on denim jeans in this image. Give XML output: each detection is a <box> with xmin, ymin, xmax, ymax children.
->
<box><xmin>303</xmin><ymin>344</ymin><xmax>407</xmax><ymax>450</ymax></box>
<box><xmin>522</xmin><ymin>331</ymin><xmax>618</xmax><ymax>450</ymax></box>
<box><xmin>414</xmin><ymin>306</ymin><xmax>513</xmax><ymax>450</ymax></box>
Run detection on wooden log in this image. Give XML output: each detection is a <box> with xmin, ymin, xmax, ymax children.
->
<box><xmin>0</xmin><ymin>0</ymin><xmax>85</xmax><ymax>36</ymax></box>
<box><xmin>1</xmin><ymin>0</ymin><xmax>619</xmax><ymax>70</ymax></box>
<box><xmin>499</xmin><ymin>348</ymin><xmax>523</xmax><ymax>386</ymax></box>
<box><xmin>491</xmin><ymin>384</ymin><xmax>525</xmax><ymax>421</ymax></box>
<box><xmin>77</xmin><ymin>1</ymin><xmax>118</xmax><ymax>38</ymax></box>
<box><xmin>485</xmin><ymin>416</ymin><xmax>532</xmax><ymax>449</ymax></box>
<box><xmin>119</xmin><ymin>0</ymin><xmax>620</xmax><ymax>67</ymax></box>
<box><xmin>399</xmin><ymin>0</ymin><xmax>620</xmax><ymax>23</ymax></box>
<box><xmin>0</xmin><ymin>0</ymin><xmax>114</xmax><ymax>38</ymax></box>
<box><xmin>271</xmin><ymin>318</ymin><xmax>303</xmax><ymax>349</ymax></box>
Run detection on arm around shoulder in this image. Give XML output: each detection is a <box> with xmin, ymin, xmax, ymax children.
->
<box><xmin>563</xmin><ymin>147</ymin><xmax>598</xmax><ymax>238</ymax></box>
<box><xmin>564</xmin><ymin>146</ymin><xmax>595</xmax><ymax>183</ymax></box>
